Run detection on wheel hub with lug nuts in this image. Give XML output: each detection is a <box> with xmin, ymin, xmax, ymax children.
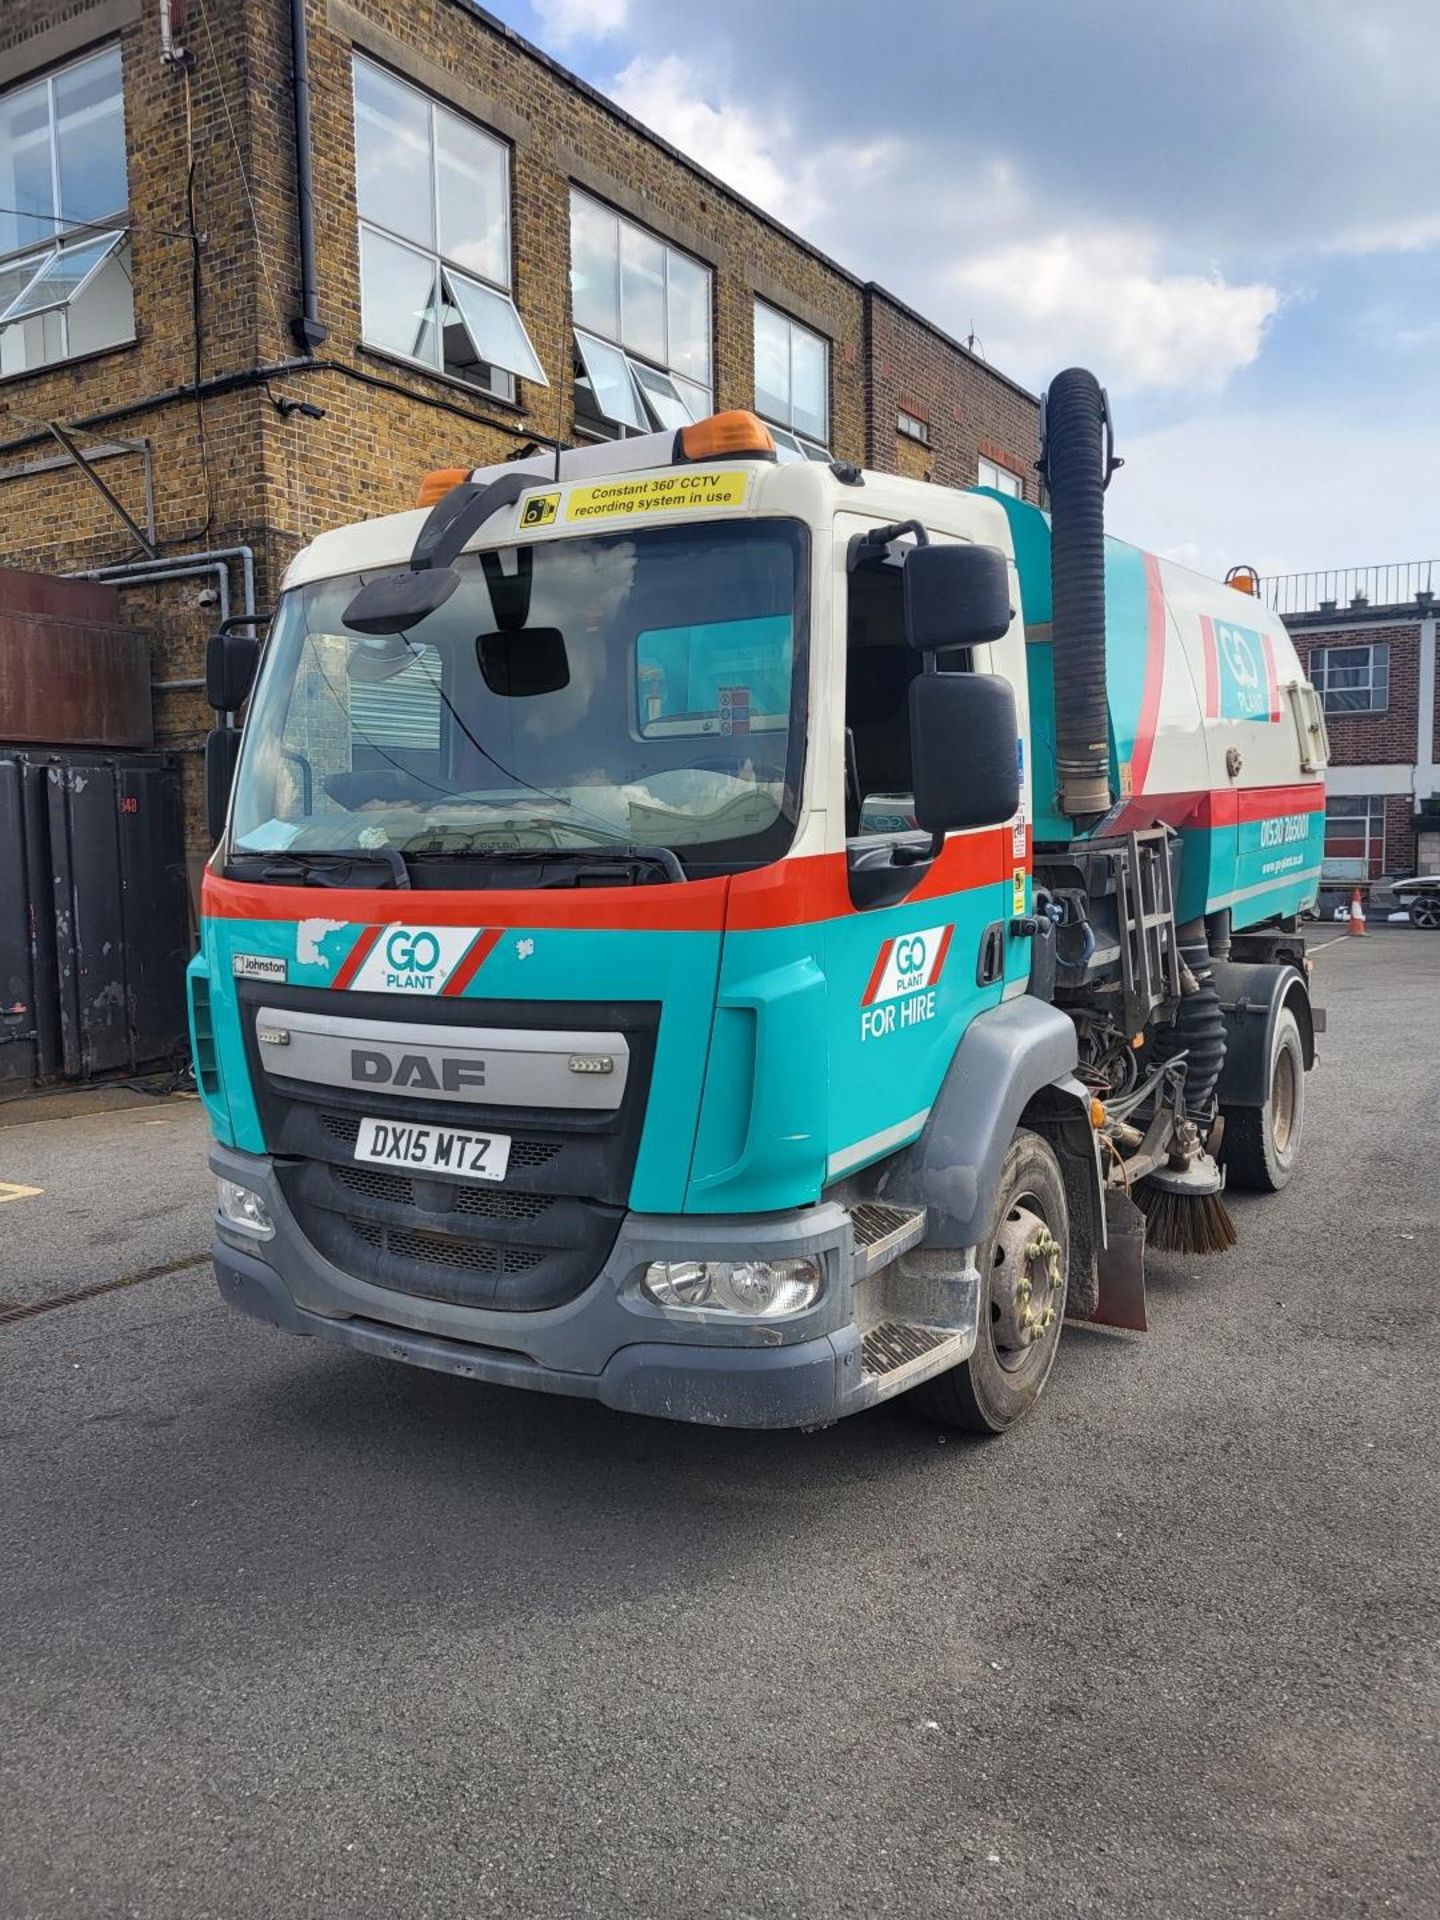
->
<box><xmin>990</xmin><ymin>1203</ymin><xmax>1062</xmax><ymax>1368</ymax></box>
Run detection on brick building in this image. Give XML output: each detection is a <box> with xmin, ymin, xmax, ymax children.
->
<box><xmin>1274</xmin><ymin>565</ymin><xmax>1440</xmax><ymax>888</ymax></box>
<box><xmin>0</xmin><ymin>0</ymin><xmax>1040</xmax><ymax>861</ymax></box>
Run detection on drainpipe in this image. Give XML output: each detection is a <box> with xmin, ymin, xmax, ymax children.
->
<box><xmin>64</xmin><ymin>562</ymin><xmax>232</xmax><ymax>689</ymax></box>
<box><xmin>289</xmin><ymin>0</ymin><xmax>327</xmax><ymax>353</ymax></box>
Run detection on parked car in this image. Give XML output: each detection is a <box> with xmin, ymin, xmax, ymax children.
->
<box><xmin>1388</xmin><ymin>874</ymin><xmax>1440</xmax><ymax>929</ymax></box>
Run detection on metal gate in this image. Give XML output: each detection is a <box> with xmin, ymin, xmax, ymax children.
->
<box><xmin>0</xmin><ymin>752</ymin><xmax>190</xmax><ymax>1095</ymax></box>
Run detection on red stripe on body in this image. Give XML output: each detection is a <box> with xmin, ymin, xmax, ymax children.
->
<box><xmin>1199</xmin><ymin>613</ymin><xmax>1219</xmax><ymax>721</ymax></box>
<box><xmin>1260</xmin><ymin>629</ymin><xmax>1281</xmax><ymax>721</ymax></box>
<box><xmin>441</xmin><ymin>928</ymin><xmax>502</xmax><ymax>996</ymax></box>
<box><xmin>861</xmin><ymin>941</ymin><xmax>895</xmax><ymax>1006</ymax></box>
<box><xmin>204</xmin><ymin>826</ymin><xmax>1028</xmax><ymax>943</ymax></box>
<box><xmin>1130</xmin><ymin>554</ymin><xmax>1168</xmax><ymax>794</ymax></box>
<box><xmin>331</xmin><ymin>924</ymin><xmax>380</xmax><ymax>989</ymax></box>
<box><xmin>1104</xmin><ymin>782</ymin><xmax>1326</xmax><ymax>836</ymax></box>
<box><xmin>927</xmin><ymin>923</ymin><xmax>955</xmax><ymax>985</ymax></box>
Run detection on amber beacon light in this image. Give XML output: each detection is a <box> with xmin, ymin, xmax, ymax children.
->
<box><xmin>415</xmin><ymin>466</ymin><xmax>472</xmax><ymax>508</ymax></box>
<box><xmin>678</xmin><ymin>411</ymin><xmax>777</xmax><ymax>461</ymax></box>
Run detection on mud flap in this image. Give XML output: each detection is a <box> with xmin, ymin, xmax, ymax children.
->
<box><xmin>1083</xmin><ymin>1189</ymin><xmax>1148</xmax><ymax>1332</ymax></box>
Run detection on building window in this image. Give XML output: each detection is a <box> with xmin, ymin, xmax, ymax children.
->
<box><xmin>352</xmin><ymin>55</ymin><xmax>544</xmax><ymax>401</ymax></box>
<box><xmin>1323</xmin><ymin>795</ymin><xmax>1386</xmax><ymax>881</ymax></box>
<box><xmin>568</xmin><ymin>191</ymin><xmax>712</xmax><ymax>437</ymax></box>
<box><xmin>1308</xmin><ymin>642</ymin><xmax>1389</xmax><ymax>714</ymax></box>
<box><xmin>754</xmin><ymin>300</ymin><xmax>830</xmax><ymax>459</ymax></box>
<box><xmin>0</xmin><ymin>44</ymin><xmax>133</xmax><ymax>377</ymax></box>
<box><xmin>977</xmin><ymin>454</ymin><xmax>1024</xmax><ymax>499</ymax></box>
<box><xmin>897</xmin><ymin>408</ymin><xmax>930</xmax><ymax>445</ymax></box>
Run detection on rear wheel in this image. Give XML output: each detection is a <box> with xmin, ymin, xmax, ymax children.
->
<box><xmin>907</xmin><ymin>1129</ymin><xmax>1069</xmax><ymax>1435</ymax></box>
<box><xmin>1221</xmin><ymin>1005</ymin><xmax>1306</xmax><ymax>1192</ymax></box>
<box><xmin>1408</xmin><ymin>895</ymin><xmax>1440</xmax><ymax>929</ymax></box>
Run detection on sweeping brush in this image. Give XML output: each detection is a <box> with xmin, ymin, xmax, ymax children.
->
<box><xmin>1135</xmin><ymin>1174</ymin><xmax>1237</xmax><ymax>1256</ymax></box>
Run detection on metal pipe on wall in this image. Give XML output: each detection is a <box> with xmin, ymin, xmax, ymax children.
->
<box><xmin>73</xmin><ymin>544</ymin><xmax>256</xmax><ymax>626</ymax></box>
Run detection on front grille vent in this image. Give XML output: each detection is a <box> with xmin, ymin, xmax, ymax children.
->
<box><xmin>333</xmin><ymin>1163</ymin><xmax>551</xmax><ymax>1221</ymax></box>
<box><xmin>347</xmin><ymin>1215</ymin><xmax>543</xmax><ymax>1276</ymax></box>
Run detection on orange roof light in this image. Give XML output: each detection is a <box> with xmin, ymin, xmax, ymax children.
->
<box><xmin>1225</xmin><ymin>564</ymin><xmax>1260</xmax><ymax>597</ymax></box>
<box><xmin>678</xmin><ymin>410</ymin><xmax>776</xmax><ymax>462</ymax></box>
<box><xmin>416</xmin><ymin>466</ymin><xmax>472</xmax><ymax>508</ymax></box>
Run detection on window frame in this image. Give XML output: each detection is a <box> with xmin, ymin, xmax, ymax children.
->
<box><xmin>1308</xmin><ymin>641</ymin><xmax>1390</xmax><ymax>715</ymax></box>
<box><xmin>897</xmin><ymin>407</ymin><xmax>930</xmax><ymax>446</ymax></box>
<box><xmin>1322</xmin><ymin>793</ymin><xmax>1386</xmax><ymax>880</ymax></box>
<box><xmin>977</xmin><ymin>454</ymin><xmax>1024</xmax><ymax>499</ymax></box>
<box><xmin>568</xmin><ymin>188</ymin><xmax>713</xmax><ymax>439</ymax></box>
<box><xmin>752</xmin><ymin>299</ymin><xmax>830</xmax><ymax>456</ymax></box>
<box><xmin>0</xmin><ymin>42</ymin><xmax>133</xmax><ymax>379</ymax></box>
<box><xmin>351</xmin><ymin>53</ymin><xmax>544</xmax><ymax>403</ymax></box>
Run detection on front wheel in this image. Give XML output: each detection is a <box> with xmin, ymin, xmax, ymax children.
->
<box><xmin>1408</xmin><ymin>896</ymin><xmax>1440</xmax><ymax>929</ymax></box>
<box><xmin>1221</xmin><ymin>1005</ymin><xmax>1306</xmax><ymax>1191</ymax></box>
<box><xmin>906</xmin><ymin>1129</ymin><xmax>1069</xmax><ymax>1435</ymax></box>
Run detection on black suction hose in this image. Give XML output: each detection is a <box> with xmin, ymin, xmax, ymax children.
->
<box><xmin>1042</xmin><ymin>367</ymin><xmax>1115</xmax><ymax>821</ymax></box>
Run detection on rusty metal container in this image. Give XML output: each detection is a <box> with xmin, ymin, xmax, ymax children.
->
<box><xmin>0</xmin><ymin>567</ymin><xmax>151</xmax><ymax>748</ymax></box>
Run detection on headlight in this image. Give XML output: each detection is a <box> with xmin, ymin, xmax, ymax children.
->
<box><xmin>216</xmin><ymin>1177</ymin><xmax>274</xmax><ymax>1238</ymax></box>
<box><xmin>642</xmin><ymin>1257</ymin><xmax>822</xmax><ymax>1318</ymax></box>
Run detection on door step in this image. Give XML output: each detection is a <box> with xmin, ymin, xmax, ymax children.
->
<box><xmin>849</xmin><ymin>1202</ymin><xmax>927</xmax><ymax>1279</ymax></box>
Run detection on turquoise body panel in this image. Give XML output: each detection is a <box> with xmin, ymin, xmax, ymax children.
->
<box><xmin>192</xmin><ymin>850</ymin><xmax>1013</xmax><ymax>1217</ymax></box>
<box><xmin>193</xmin><ymin>914</ymin><xmax>724</xmax><ymax>1210</ymax></box>
<box><xmin>983</xmin><ymin>492</ymin><xmax>1322</xmax><ymax>932</ymax></box>
<box><xmin>688</xmin><ymin>867</ymin><xmax>1012</xmax><ymax>1210</ymax></box>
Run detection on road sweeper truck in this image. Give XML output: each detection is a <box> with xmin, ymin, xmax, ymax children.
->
<box><xmin>191</xmin><ymin>368</ymin><xmax>1328</xmax><ymax>1434</ymax></box>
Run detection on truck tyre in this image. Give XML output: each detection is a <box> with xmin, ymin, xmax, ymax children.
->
<box><xmin>906</xmin><ymin>1128</ymin><xmax>1069</xmax><ymax>1436</ymax></box>
<box><xmin>1221</xmin><ymin>1005</ymin><xmax>1305</xmax><ymax>1192</ymax></box>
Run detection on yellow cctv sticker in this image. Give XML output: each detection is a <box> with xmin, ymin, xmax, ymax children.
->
<box><xmin>1012</xmin><ymin>868</ymin><xmax>1027</xmax><ymax>914</ymax></box>
<box><xmin>519</xmin><ymin>469</ymin><xmax>753</xmax><ymax>529</ymax></box>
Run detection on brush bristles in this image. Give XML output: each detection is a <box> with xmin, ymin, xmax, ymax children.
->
<box><xmin>1135</xmin><ymin>1183</ymin><xmax>1238</xmax><ymax>1256</ymax></box>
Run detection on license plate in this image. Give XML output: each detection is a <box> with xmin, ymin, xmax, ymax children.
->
<box><xmin>354</xmin><ymin>1116</ymin><xmax>511</xmax><ymax>1183</ymax></box>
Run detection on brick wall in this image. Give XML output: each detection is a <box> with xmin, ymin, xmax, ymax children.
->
<box><xmin>1291</xmin><ymin>619</ymin><xmax>1421</xmax><ymax>767</ymax></box>
<box><xmin>0</xmin><ymin>0</ymin><xmax>1039</xmax><ymax>858</ymax></box>
<box><xmin>866</xmin><ymin>289</ymin><xmax>1041</xmax><ymax>495</ymax></box>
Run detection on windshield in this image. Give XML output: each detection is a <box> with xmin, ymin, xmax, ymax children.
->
<box><xmin>230</xmin><ymin>519</ymin><xmax>809</xmax><ymax>876</ymax></box>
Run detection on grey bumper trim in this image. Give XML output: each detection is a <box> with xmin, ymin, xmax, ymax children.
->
<box><xmin>215</xmin><ymin>1240</ymin><xmax>863</xmax><ymax>1429</ymax></box>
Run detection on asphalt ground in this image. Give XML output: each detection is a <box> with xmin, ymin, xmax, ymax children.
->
<box><xmin>1</xmin><ymin>930</ymin><xmax>1436</xmax><ymax>1919</ymax></box>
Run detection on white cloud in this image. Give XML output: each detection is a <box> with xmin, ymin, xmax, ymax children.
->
<box><xmin>608</xmin><ymin>54</ymin><xmax>829</xmax><ymax>228</ymax></box>
<box><xmin>531</xmin><ymin>0</ymin><xmax>628</xmax><ymax>45</ymax></box>
<box><xmin>596</xmin><ymin>54</ymin><xmax>1278</xmax><ymax>401</ymax></box>
<box><xmin>1108</xmin><ymin>408</ymin><xmax>1440</xmax><ymax>582</ymax></box>
<box><xmin>951</xmin><ymin>230</ymin><xmax>1279</xmax><ymax>394</ymax></box>
<box><xmin>1322</xmin><ymin>212</ymin><xmax>1440</xmax><ymax>257</ymax></box>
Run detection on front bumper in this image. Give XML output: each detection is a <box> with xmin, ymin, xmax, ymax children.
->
<box><xmin>211</xmin><ymin>1144</ymin><xmax>920</xmax><ymax>1428</ymax></box>
<box><xmin>215</xmin><ymin>1239</ymin><xmax>861</xmax><ymax>1427</ymax></box>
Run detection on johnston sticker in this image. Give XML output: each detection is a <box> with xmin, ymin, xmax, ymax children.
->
<box><xmin>232</xmin><ymin>953</ymin><xmax>288</xmax><ymax>982</ymax></box>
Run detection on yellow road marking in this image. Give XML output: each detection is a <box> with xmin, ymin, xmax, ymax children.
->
<box><xmin>0</xmin><ymin>1182</ymin><xmax>42</xmax><ymax>1203</ymax></box>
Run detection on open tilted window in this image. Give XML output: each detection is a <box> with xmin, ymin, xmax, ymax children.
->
<box><xmin>753</xmin><ymin>301</ymin><xmax>830</xmax><ymax>461</ymax></box>
<box><xmin>352</xmin><ymin>55</ymin><xmax>545</xmax><ymax>400</ymax></box>
<box><xmin>0</xmin><ymin>44</ymin><xmax>133</xmax><ymax>376</ymax></box>
<box><xmin>569</xmin><ymin>190</ymin><xmax>712</xmax><ymax>437</ymax></box>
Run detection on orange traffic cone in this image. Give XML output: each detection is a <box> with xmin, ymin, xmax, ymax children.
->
<box><xmin>1348</xmin><ymin>887</ymin><xmax>1367</xmax><ymax>936</ymax></box>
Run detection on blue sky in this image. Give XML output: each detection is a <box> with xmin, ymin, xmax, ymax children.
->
<box><xmin>486</xmin><ymin>0</ymin><xmax>1439</xmax><ymax>583</ymax></box>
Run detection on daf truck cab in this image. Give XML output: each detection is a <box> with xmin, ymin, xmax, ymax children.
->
<box><xmin>193</xmin><ymin>374</ymin><xmax>1324</xmax><ymax>1434</ymax></box>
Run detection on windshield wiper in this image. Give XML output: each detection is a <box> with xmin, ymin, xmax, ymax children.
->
<box><xmin>406</xmin><ymin>844</ymin><xmax>686</xmax><ymax>884</ymax></box>
<box><xmin>229</xmin><ymin>848</ymin><xmax>412</xmax><ymax>889</ymax></box>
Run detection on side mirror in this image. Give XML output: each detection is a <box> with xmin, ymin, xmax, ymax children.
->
<box><xmin>206</xmin><ymin>627</ymin><xmax>262</xmax><ymax>710</ymax></box>
<box><xmin>909</xmin><ymin>671</ymin><xmax>1020</xmax><ymax>832</ymax></box>
<box><xmin>205</xmin><ymin>727</ymin><xmax>242</xmax><ymax>843</ymax></box>
<box><xmin>904</xmin><ymin>543</ymin><xmax>1013</xmax><ymax>652</ymax></box>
